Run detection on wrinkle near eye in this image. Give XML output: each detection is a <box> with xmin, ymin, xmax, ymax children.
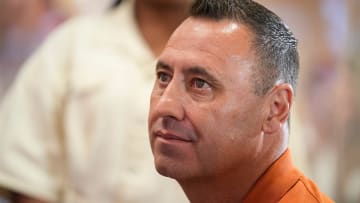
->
<box><xmin>192</xmin><ymin>78</ymin><xmax>210</xmax><ymax>89</ymax></box>
<box><xmin>184</xmin><ymin>66</ymin><xmax>223</xmax><ymax>90</ymax></box>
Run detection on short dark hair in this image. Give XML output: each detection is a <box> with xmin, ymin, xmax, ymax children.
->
<box><xmin>111</xmin><ymin>0</ymin><xmax>123</xmax><ymax>8</ymax></box>
<box><xmin>190</xmin><ymin>0</ymin><xmax>299</xmax><ymax>95</ymax></box>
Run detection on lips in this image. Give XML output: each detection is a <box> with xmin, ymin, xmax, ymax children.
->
<box><xmin>155</xmin><ymin>130</ymin><xmax>193</xmax><ymax>142</ymax></box>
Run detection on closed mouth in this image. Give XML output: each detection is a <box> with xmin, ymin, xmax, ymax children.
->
<box><xmin>155</xmin><ymin>130</ymin><xmax>193</xmax><ymax>142</ymax></box>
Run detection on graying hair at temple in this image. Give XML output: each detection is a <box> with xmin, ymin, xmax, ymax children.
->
<box><xmin>191</xmin><ymin>0</ymin><xmax>299</xmax><ymax>96</ymax></box>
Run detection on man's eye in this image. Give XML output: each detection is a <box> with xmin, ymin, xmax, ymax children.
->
<box><xmin>192</xmin><ymin>78</ymin><xmax>210</xmax><ymax>89</ymax></box>
<box><xmin>158</xmin><ymin>72</ymin><xmax>171</xmax><ymax>84</ymax></box>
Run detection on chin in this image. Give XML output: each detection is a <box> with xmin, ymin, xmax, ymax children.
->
<box><xmin>154</xmin><ymin>157</ymin><xmax>177</xmax><ymax>178</ymax></box>
<box><xmin>155</xmin><ymin>163</ymin><xmax>172</xmax><ymax>177</ymax></box>
<box><xmin>154</xmin><ymin>157</ymin><xmax>193</xmax><ymax>180</ymax></box>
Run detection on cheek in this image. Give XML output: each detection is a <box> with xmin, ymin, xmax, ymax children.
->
<box><xmin>224</xmin><ymin>97</ymin><xmax>264</xmax><ymax>136</ymax></box>
<box><xmin>200</xmin><ymin>100</ymin><xmax>244</xmax><ymax>138</ymax></box>
<box><xmin>193</xmin><ymin>98</ymin><xmax>263</xmax><ymax>152</ymax></box>
<box><xmin>188</xmin><ymin>103</ymin><xmax>230</xmax><ymax>156</ymax></box>
<box><xmin>186</xmin><ymin>97</ymin><xmax>237</xmax><ymax>142</ymax></box>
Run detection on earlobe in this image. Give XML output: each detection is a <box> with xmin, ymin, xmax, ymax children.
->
<box><xmin>262</xmin><ymin>84</ymin><xmax>293</xmax><ymax>134</ymax></box>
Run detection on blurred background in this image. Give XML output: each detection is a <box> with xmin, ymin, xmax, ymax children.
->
<box><xmin>0</xmin><ymin>0</ymin><xmax>359</xmax><ymax>202</ymax></box>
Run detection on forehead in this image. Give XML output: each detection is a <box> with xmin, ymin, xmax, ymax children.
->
<box><xmin>164</xmin><ymin>17</ymin><xmax>254</xmax><ymax>62</ymax></box>
<box><xmin>159</xmin><ymin>17</ymin><xmax>256</xmax><ymax>89</ymax></box>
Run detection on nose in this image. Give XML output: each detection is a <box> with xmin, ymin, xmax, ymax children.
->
<box><xmin>150</xmin><ymin>81</ymin><xmax>185</xmax><ymax>121</ymax></box>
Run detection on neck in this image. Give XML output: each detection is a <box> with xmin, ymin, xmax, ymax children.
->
<box><xmin>179</xmin><ymin>166</ymin><xmax>261</xmax><ymax>203</ymax></box>
<box><xmin>179</xmin><ymin>132</ymin><xmax>288</xmax><ymax>203</ymax></box>
<box><xmin>135</xmin><ymin>1</ymin><xmax>190</xmax><ymax>56</ymax></box>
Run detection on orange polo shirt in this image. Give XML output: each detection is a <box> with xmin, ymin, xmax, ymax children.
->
<box><xmin>243</xmin><ymin>149</ymin><xmax>334</xmax><ymax>203</ymax></box>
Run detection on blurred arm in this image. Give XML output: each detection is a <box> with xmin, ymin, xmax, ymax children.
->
<box><xmin>12</xmin><ymin>193</ymin><xmax>49</xmax><ymax>203</ymax></box>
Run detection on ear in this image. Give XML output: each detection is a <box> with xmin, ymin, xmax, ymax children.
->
<box><xmin>262</xmin><ymin>84</ymin><xmax>294</xmax><ymax>134</ymax></box>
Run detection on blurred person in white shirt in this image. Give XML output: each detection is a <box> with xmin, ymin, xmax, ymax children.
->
<box><xmin>0</xmin><ymin>0</ymin><xmax>192</xmax><ymax>202</ymax></box>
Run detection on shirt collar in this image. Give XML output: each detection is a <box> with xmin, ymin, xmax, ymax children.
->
<box><xmin>243</xmin><ymin>149</ymin><xmax>302</xmax><ymax>202</ymax></box>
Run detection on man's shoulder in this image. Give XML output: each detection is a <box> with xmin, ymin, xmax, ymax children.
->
<box><xmin>279</xmin><ymin>176</ymin><xmax>334</xmax><ymax>203</ymax></box>
<box><xmin>243</xmin><ymin>150</ymin><xmax>334</xmax><ymax>203</ymax></box>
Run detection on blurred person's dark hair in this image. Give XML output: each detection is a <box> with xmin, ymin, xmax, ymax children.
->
<box><xmin>112</xmin><ymin>0</ymin><xmax>123</xmax><ymax>8</ymax></box>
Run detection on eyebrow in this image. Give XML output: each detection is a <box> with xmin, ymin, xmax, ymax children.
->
<box><xmin>156</xmin><ymin>60</ymin><xmax>223</xmax><ymax>88</ymax></box>
<box><xmin>156</xmin><ymin>60</ymin><xmax>172</xmax><ymax>72</ymax></box>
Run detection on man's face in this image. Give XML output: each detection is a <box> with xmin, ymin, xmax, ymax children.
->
<box><xmin>148</xmin><ymin>17</ymin><xmax>268</xmax><ymax>181</ymax></box>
